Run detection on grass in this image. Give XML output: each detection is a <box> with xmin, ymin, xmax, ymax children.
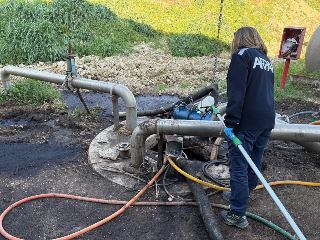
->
<box><xmin>68</xmin><ymin>106</ymin><xmax>83</xmax><ymax>118</ymax></box>
<box><xmin>167</xmin><ymin>33</ymin><xmax>229</xmax><ymax>57</ymax></box>
<box><xmin>181</xmin><ymin>83</ymin><xmax>190</xmax><ymax>89</ymax></box>
<box><xmin>273</xmin><ymin>59</ymin><xmax>319</xmax><ymax>101</ymax></box>
<box><xmin>0</xmin><ymin>0</ymin><xmax>159</xmax><ymax>65</ymax></box>
<box><xmin>0</xmin><ymin>0</ymin><xmax>229</xmax><ymax>65</ymax></box>
<box><xmin>99</xmin><ymin>0</ymin><xmax>320</xmax><ymax>57</ymax></box>
<box><xmin>0</xmin><ymin>78</ymin><xmax>62</xmax><ymax>106</ymax></box>
<box><xmin>0</xmin><ymin>0</ymin><xmax>319</xmax><ymax>104</ymax></box>
<box><xmin>68</xmin><ymin>105</ymin><xmax>103</xmax><ymax>119</ymax></box>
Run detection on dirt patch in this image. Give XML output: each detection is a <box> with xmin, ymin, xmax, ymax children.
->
<box><xmin>0</xmin><ymin>96</ymin><xmax>319</xmax><ymax>240</ymax></box>
<box><xmin>0</xmin><ymin>47</ymin><xmax>319</xmax><ymax>239</ymax></box>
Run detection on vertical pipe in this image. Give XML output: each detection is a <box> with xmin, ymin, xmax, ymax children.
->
<box><xmin>280</xmin><ymin>59</ymin><xmax>291</xmax><ymax>89</ymax></box>
<box><xmin>111</xmin><ymin>95</ymin><xmax>120</xmax><ymax>129</ymax></box>
<box><xmin>157</xmin><ymin>135</ymin><xmax>164</xmax><ymax>170</ymax></box>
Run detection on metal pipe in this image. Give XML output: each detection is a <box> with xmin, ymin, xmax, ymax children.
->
<box><xmin>129</xmin><ymin>119</ymin><xmax>158</xmax><ymax>169</ymax></box>
<box><xmin>129</xmin><ymin>119</ymin><xmax>320</xmax><ymax>169</ymax></box>
<box><xmin>111</xmin><ymin>95</ymin><xmax>120</xmax><ymax>129</ymax></box>
<box><xmin>0</xmin><ymin>66</ymin><xmax>137</xmax><ymax>131</ymax></box>
<box><xmin>293</xmin><ymin>141</ymin><xmax>320</xmax><ymax>153</ymax></box>
<box><xmin>275</xmin><ymin>115</ymin><xmax>320</xmax><ymax>153</ymax></box>
<box><xmin>210</xmin><ymin>103</ymin><xmax>227</xmax><ymax>121</ymax></box>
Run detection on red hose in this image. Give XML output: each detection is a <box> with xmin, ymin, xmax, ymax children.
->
<box><xmin>279</xmin><ymin>48</ymin><xmax>291</xmax><ymax>58</ymax></box>
<box><xmin>0</xmin><ymin>159</ymin><xmax>168</xmax><ymax>240</ymax></box>
<box><xmin>310</xmin><ymin>120</ymin><xmax>320</xmax><ymax>125</ymax></box>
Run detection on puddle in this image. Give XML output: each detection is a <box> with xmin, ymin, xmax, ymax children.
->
<box><xmin>61</xmin><ymin>90</ymin><xmax>180</xmax><ymax>116</ymax></box>
<box><xmin>0</xmin><ymin>141</ymin><xmax>82</xmax><ymax>176</ymax></box>
<box><xmin>0</xmin><ymin>119</ymin><xmax>29</xmax><ymax>127</ymax></box>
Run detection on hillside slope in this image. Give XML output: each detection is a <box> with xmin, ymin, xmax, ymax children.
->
<box><xmin>93</xmin><ymin>0</ymin><xmax>320</xmax><ymax>57</ymax></box>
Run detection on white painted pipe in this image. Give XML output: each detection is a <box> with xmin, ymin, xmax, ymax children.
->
<box><xmin>1</xmin><ymin>66</ymin><xmax>137</xmax><ymax>131</ymax></box>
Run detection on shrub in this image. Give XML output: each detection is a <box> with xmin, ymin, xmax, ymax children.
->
<box><xmin>1</xmin><ymin>79</ymin><xmax>62</xmax><ymax>106</ymax></box>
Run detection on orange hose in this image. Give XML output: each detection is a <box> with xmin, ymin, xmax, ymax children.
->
<box><xmin>0</xmin><ymin>158</ymin><xmax>168</xmax><ymax>240</ymax></box>
<box><xmin>310</xmin><ymin>120</ymin><xmax>320</xmax><ymax>125</ymax></box>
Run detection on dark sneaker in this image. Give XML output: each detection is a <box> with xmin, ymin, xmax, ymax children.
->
<box><xmin>222</xmin><ymin>191</ymin><xmax>231</xmax><ymax>202</ymax></box>
<box><xmin>220</xmin><ymin>210</ymin><xmax>249</xmax><ymax>228</ymax></box>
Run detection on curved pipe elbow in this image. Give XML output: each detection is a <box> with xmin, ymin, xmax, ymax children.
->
<box><xmin>72</xmin><ymin>78</ymin><xmax>138</xmax><ymax>131</ymax></box>
<box><xmin>0</xmin><ymin>66</ymin><xmax>138</xmax><ymax>131</ymax></box>
<box><xmin>130</xmin><ymin>119</ymin><xmax>158</xmax><ymax>168</ymax></box>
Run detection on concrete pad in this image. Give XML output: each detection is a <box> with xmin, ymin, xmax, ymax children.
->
<box><xmin>88</xmin><ymin>117</ymin><xmax>192</xmax><ymax>196</ymax></box>
<box><xmin>88</xmin><ymin>117</ymin><xmax>230</xmax><ymax>197</ymax></box>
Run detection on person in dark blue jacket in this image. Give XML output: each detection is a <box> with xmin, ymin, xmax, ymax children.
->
<box><xmin>221</xmin><ymin>27</ymin><xmax>275</xmax><ymax>228</ymax></box>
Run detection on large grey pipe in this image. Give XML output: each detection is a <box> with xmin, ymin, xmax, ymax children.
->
<box><xmin>1</xmin><ymin>66</ymin><xmax>137</xmax><ymax>131</ymax></box>
<box><xmin>275</xmin><ymin>115</ymin><xmax>320</xmax><ymax>153</ymax></box>
<box><xmin>129</xmin><ymin>119</ymin><xmax>320</xmax><ymax>169</ymax></box>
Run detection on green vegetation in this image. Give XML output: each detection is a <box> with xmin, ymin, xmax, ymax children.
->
<box><xmin>167</xmin><ymin>33</ymin><xmax>229</xmax><ymax>57</ymax></box>
<box><xmin>157</xmin><ymin>85</ymin><xmax>167</xmax><ymax>91</ymax></box>
<box><xmin>0</xmin><ymin>0</ymin><xmax>158</xmax><ymax>65</ymax></box>
<box><xmin>181</xmin><ymin>83</ymin><xmax>190</xmax><ymax>89</ymax></box>
<box><xmin>99</xmin><ymin>0</ymin><xmax>320</xmax><ymax>57</ymax></box>
<box><xmin>0</xmin><ymin>0</ymin><xmax>319</xmax><ymax>104</ymax></box>
<box><xmin>273</xmin><ymin>60</ymin><xmax>319</xmax><ymax>101</ymax></box>
<box><xmin>0</xmin><ymin>79</ymin><xmax>62</xmax><ymax>106</ymax></box>
<box><xmin>0</xmin><ymin>0</ymin><xmax>228</xmax><ymax>65</ymax></box>
<box><xmin>68</xmin><ymin>106</ymin><xmax>83</xmax><ymax>118</ymax></box>
<box><xmin>68</xmin><ymin>105</ymin><xmax>103</xmax><ymax>119</ymax></box>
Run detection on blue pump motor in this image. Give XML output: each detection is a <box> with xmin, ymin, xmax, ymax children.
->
<box><xmin>173</xmin><ymin>106</ymin><xmax>213</xmax><ymax>120</ymax></box>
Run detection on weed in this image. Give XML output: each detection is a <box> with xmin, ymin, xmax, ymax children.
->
<box><xmin>181</xmin><ymin>83</ymin><xmax>190</xmax><ymax>88</ymax></box>
<box><xmin>0</xmin><ymin>91</ymin><xmax>7</xmax><ymax>102</ymax></box>
<box><xmin>83</xmin><ymin>58</ymin><xmax>91</xmax><ymax>64</ymax></box>
<box><xmin>0</xmin><ymin>0</ymin><xmax>160</xmax><ymax>65</ymax></box>
<box><xmin>1</xmin><ymin>79</ymin><xmax>62</xmax><ymax>106</ymax></box>
<box><xmin>68</xmin><ymin>106</ymin><xmax>83</xmax><ymax>118</ymax></box>
<box><xmin>197</xmin><ymin>76</ymin><xmax>203</xmax><ymax>81</ymax></box>
<box><xmin>157</xmin><ymin>85</ymin><xmax>167</xmax><ymax>91</ymax></box>
<box><xmin>67</xmin><ymin>105</ymin><xmax>103</xmax><ymax>119</ymax></box>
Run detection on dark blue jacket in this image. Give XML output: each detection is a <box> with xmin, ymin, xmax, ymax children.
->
<box><xmin>224</xmin><ymin>48</ymin><xmax>275</xmax><ymax>130</ymax></box>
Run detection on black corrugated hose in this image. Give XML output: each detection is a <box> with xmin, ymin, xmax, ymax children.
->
<box><xmin>176</xmin><ymin>157</ymin><xmax>224</xmax><ymax>240</ymax></box>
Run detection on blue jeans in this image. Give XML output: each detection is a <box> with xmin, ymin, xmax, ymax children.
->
<box><xmin>227</xmin><ymin>129</ymin><xmax>272</xmax><ymax>217</ymax></box>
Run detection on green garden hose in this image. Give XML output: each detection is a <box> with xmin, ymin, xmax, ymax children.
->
<box><xmin>245</xmin><ymin>212</ymin><xmax>297</xmax><ymax>240</ymax></box>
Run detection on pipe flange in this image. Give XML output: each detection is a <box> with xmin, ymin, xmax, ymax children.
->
<box><xmin>117</xmin><ymin>142</ymin><xmax>130</xmax><ymax>158</ymax></box>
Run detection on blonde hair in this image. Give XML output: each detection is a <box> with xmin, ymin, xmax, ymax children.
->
<box><xmin>230</xmin><ymin>27</ymin><xmax>268</xmax><ymax>57</ymax></box>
